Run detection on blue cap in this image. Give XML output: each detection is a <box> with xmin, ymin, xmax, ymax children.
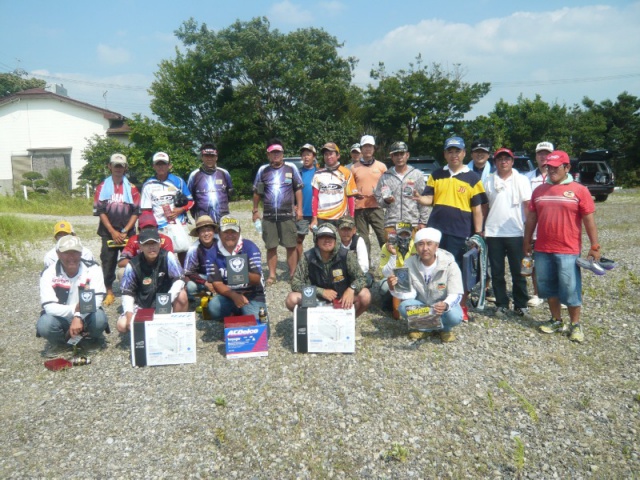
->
<box><xmin>444</xmin><ymin>137</ymin><xmax>465</xmax><ymax>150</ymax></box>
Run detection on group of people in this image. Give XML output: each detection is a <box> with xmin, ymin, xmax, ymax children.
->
<box><xmin>37</xmin><ymin>134</ymin><xmax>601</xmax><ymax>352</ymax></box>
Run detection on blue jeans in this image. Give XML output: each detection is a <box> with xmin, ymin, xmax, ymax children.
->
<box><xmin>398</xmin><ymin>299</ymin><xmax>463</xmax><ymax>332</ymax></box>
<box><xmin>534</xmin><ymin>252</ymin><xmax>582</xmax><ymax>306</ymax></box>
<box><xmin>208</xmin><ymin>295</ymin><xmax>266</xmax><ymax>321</ymax></box>
<box><xmin>37</xmin><ymin>309</ymin><xmax>108</xmax><ymax>345</ymax></box>
<box><xmin>186</xmin><ymin>275</ymin><xmax>208</xmax><ymax>300</ymax></box>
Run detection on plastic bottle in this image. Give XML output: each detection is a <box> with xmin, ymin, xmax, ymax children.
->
<box><xmin>254</xmin><ymin>219</ymin><xmax>263</xmax><ymax>234</ymax></box>
<box><xmin>259</xmin><ymin>306</ymin><xmax>270</xmax><ymax>339</ymax></box>
<box><xmin>521</xmin><ymin>256</ymin><xmax>534</xmax><ymax>276</ymax></box>
<box><xmin>71</xmin><ymin>356</ymin><xmax>91</xmax><ymax>366</ymax></box>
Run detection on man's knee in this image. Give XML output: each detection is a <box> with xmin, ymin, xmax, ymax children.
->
<box><xmin>173</xmin><ymin>290</ymin><xmax>189</xmax><ymax>312</ymax></box>
<box><xmin>285</xmin><ymin>292</ymin><xmax>301</xmax><ymax>311</ymax></box>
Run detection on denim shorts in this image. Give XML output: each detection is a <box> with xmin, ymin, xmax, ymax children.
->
<box><xmin>534</xmin><ymin>252</ymin><xmax>582</xmax><ymax>306</ymax></box>
<box><xmin>296</xmin><ymin>216</ymin><xmax>312</xmax><ymax>236</ymax></box>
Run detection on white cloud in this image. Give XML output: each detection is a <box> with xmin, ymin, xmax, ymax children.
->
<box><xmin>319</xmin><ymin>1</ymin><xmax>345</xmax><ymax>15</ymax></box>
<box><xmin>347</xmin><ymin>4</ymin><xmax>640</xmax><ymax>116</ymax></box>
<box><xmin>97</xmin><ymin>44</ymin><xmax>132</xmax><ymax>65</ymax></box>
<box><xmin>269</xmin><ymin>1</ymin><xmax>314</xmax><ymax>25</ymax></box>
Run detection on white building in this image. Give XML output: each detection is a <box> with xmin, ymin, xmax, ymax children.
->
<box><xmin>0</xmin><ymin>88</ymin><xmax>129</xmax><ymax>195</ymax></box>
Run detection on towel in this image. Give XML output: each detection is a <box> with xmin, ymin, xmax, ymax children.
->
<box><xmin>98</xmin><ymin>176</ymin><xmax>134</xmax><ymax>204</ymax></box>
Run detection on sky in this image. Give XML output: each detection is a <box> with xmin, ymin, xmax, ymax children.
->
<box><xmin>1</xmin><ymin>0</ymin><xmax>639</xmax><ymax>120</ymax></box>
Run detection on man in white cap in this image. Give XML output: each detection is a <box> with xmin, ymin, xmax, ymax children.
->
<box><xmin>351</xmin><ymin>135</ymin><xmax>388</xmax><ymax>257</ymax></box>
<box><xmin>93</xmin><ymin>153</ymin><xmax>140</xmax><ymax>305</ymax></box>
<box><xmin>386</xmin><ymin>227</ymin><xmax>464</xmax><ymax>342</ymax></box>
<box><xmin>347</xmin><ymin>143</ymin><xmax>361</xmax><ymax>170</ymax></box>
<box><xmin>524</xmin><ymin>141</ymin><xmax>554</xmax><ymax>307</ymax></box>
<box><xmin>38</xmin><ymin>235</ymin><xmax>108</xmax><ymax>351</ymax></box>
<box><xmin>140</xmin><ymin>151</ymin><xmax>194</xmax><ymax>260</ymax></box>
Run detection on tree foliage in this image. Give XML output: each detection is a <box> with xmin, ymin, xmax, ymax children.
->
<box><xmin>363</xmin><ymin>56</ymin><xmax>490</xmax><ymax>156</ymax></box>
<box><xmin>0</xmin><ymin>71</ymin><xmax>46</xmax><ymax>98</ymax></box>
<box><xmin>21</xmin><ymin>171</ymin><xmax>49</xmax><ymax>194</ymax></box>
<box><xmin>149</xmin><ymin>17</ymin><xmax>359</xmax><ymax>172</ymax></box>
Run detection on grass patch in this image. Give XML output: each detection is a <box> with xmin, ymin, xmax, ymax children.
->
<box><xmin>0</xmin><ymin>193</ymin><xmax>93</xmax><ymax>216</ymax></box>
<box><xmin>513</xmin><ymin>436</ymin><xmax>525</xmax><ymax>472</ymax></box>
<box><xmin>382</xmin><ymin>442</ymin><xmax>409</xmax><ymax>463</ymax></box>
<box><xmin>213</xmin><ymin>395</ymin><xmax>228</xmax><ymax>407</ymax></box>
<box><xmin>498</xmin><ymin>380</ymin><xmax>539</xmax><ymax>422</ymax></box>
<box><xmin>0</xmin><ymin>215</ymin><xmax>51</xmax><ymax>260</ymax></box>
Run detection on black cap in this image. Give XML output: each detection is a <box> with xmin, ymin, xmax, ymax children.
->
<box><xmin>139</xmin><ymin>228</ymin><xmax>161</xmax><ymax>244</ymax></box>
<box><xmin>470</xmin><ymin>139</ymin><xmax>491</xmax><ymax>152</ymax></box>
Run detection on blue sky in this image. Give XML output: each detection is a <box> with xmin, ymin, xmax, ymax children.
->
<box><xmin>2</xmin><ymin>0</ymin><xmax>639</xmax><ymax>119</ymax></box>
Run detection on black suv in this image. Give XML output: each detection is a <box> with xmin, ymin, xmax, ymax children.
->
<box><xmin>574</xmin><ymin>149</ymin><xmax>615</xmax><ymax>202</ymax></box>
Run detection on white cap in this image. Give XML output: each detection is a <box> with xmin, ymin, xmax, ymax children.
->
<box><xmin>110</xmin><ymin>153</ymin><xmax>127</xmax><ymax>165</ymax></box>
<box><xmin>414</xmin><ymin>227</ymin><xmax>442</xmax><ymax>244</ymax></box>
<box><xmin>56</xmin><ymin>235</ymin><xmax>83</xmax><ymax>253</ymax></box>
<box><xmin>360</xmin><ymin>135</ymin><xmax>375</xmax><ymax>146</ymax></box>
<box><xmin>152</xmin><ymin>152</ymin><xmax>170</xmax><ymax>164</ymax></box>
<box><xmin>536</xmin><ymin>142</ymin><xmax>554</xmax><ymax>153</ymax></box>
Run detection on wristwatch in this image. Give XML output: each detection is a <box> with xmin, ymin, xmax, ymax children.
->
<box><xmin>120</xmin><ymin>228</ymin><xmax>128</xmax><ymax>233</ymax></box>
<box><xmin>350</xmin><ymin>283</ymin><xmax>358</xmax><ymax>291</ymax></box>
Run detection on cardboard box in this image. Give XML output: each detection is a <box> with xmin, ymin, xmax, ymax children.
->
<box><xmin>293</xmin><ymin>305</ymin><xmax>355</xmax><ymax>353</ymax></box>
<box><xmin>131</xmin><ymin>311</ymin><xmax>197</xmax><ymax>367</ymax></box>
<box><xmin>224</xmin><ymin>315</ymin><xmax>268</xmax><ymax>359</ymax></box>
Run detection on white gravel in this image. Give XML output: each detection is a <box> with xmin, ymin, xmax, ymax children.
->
<box><xmin>1</xmin><ymin>193</ymin><xmax>639</xmax><ymax>478</ymax></box>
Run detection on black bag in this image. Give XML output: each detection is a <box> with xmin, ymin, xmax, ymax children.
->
<box><xmin>174</xmin><ymin>190</ymin><xmax>189</xmax><ymax>208</ymax></box>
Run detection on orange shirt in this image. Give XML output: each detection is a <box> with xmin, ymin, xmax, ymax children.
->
<box><xmin>351</xmin><ymin>160</ymin><xmax>387</xmax><ymax>209</ymax></box>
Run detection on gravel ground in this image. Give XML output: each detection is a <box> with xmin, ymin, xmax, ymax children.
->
<box><xmin>1</xmin><ymin>193</ymin><xmax>639</xmax><ymax>479</ymax></box>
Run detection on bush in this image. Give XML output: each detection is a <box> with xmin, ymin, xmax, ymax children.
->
<box><xmin>47</xmin><ymin>167</ymin><xmax>72</xmax><ymax>195</ymax></box>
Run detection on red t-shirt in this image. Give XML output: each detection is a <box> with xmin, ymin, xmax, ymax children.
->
<box><xmin>529</xmin><ymin>181</ymin><xmax>595</xmax><ymax>255</ymax></box>
<box><xmin>120</xmin><ymin>233</ymin><xmax>174</xmax><ymax>260</ymax></box>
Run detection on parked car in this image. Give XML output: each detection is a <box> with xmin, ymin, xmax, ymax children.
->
<box><xmin>406</xmin><ymin>156</ymin><xmax>441</xmax><ymax>182</ymax></box>
<box><xmin>574</xmin><ymin>149</ymin><xmax>615</xmax><ymax>202</ymax></box>
<box><xmin>284</xmin><ymin>157</ymin><xmax>303</xmax><ymax>173</ymax></box>
<box><xmin>512</xmin><ymin>153</ymin><xmax>534</xmax><ymax>173</ymax></box>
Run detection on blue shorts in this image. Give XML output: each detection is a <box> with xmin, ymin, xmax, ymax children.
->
<box><xmin>534</xmin><ymin>252</ymin><xmax>582</xmax><ymax>306</ymax></box>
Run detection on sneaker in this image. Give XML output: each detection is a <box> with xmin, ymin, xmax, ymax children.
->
<box><xmin>440</xmin><ymin>331</ymin><xmax>456</xmax><ymax>343</ymax></box>
<box><xmin>494</xmin><ymin>306</ymin><xmax>509</xmax><ymax>318</ymax></box>
<box><xmin>44</xmin><ymin>342</ymin><xmax>71</xmax><ymax>358</ymax></box>
<box><xmin>407</xmin><ymin>331</ymin><xmax>428</xmax><ymax>340</ymax></box>
<box><xmin>527</xmin><ymin>295</ymin><xmax>544</xmax><ymax>307</ymax></box>
<box><xmin>462</xmin><ymin>306</ymin><xmax>470</xmax><ymax>323</ymax></box>
<box><xmin>569</xmin><ymin>323</ymin><xmax>585</xmax><ymax>343</ymax></box>
<box><xmin>598</xmin><ymin>257</ymin><xmax>617</xmax><ymax>270</ymax></box>
<box><xmin>576</xmin><ymin>257</ymin><xmax>606</xmax><ymax>275</ymax></box>
<box><xmin>103</xmin><ymin>292</ymin><xmax>116</xmax><ymax>306</ymax></box>
<box><xmin>539</xmin><ymin>318</ymin><xmax>567</xmax><ymax>334</ymax></box>
<box><xmin>513</xmin><ymin>307</ymin><xmax>533</xmax><ymax>320</ymax></box>
<box><xmin>485</xmin><ymin>288</ymin><xmax>496</xmax><ymax>303</ymax></box>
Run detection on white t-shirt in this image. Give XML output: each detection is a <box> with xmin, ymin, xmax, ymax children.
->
<box><xmin>340</xmin><ymin>235</ymin><xmax>369</xmax><ymax>273</ymax></box>
<box><xmin>485</xmin><ymin>172</ymin><xmax>532</xmax><ymax>237</ymax></box>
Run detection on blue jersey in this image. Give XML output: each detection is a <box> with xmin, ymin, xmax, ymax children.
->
<box><xmin>207</xmin><ymin>238</ymin><xmax>266</xmax><ymax>302</ymax></box>
<box><xmin>299</xmin><ymin>166</ymin><xmax>316</xmax><ymax>217</ymax></box>
<box><xmin>253</xmin><ymin>163</ymin><xmax>302</xmax><ymax>219</ymax></box>
<box><xmin>187</xmin><ymin>167</ymin><xmax>233</xmax><ymax>223</ymax></box>
<box><xmin>183</xmin><ymin>241</ymin><xmax>218</xmax><ymax>280</ymax></box>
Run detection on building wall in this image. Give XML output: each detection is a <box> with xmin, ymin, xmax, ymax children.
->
<box><xmin>0</xmin><ymin>97</ymin><xmax>113</xmax><ymax>194</ymax></box>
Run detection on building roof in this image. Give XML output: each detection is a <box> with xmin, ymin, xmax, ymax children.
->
<box><xmin>0</xmin><ymin>88</ymin><xmax>128</xmax><ymax>121</ymax></box>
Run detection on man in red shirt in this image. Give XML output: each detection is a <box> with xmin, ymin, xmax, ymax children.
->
<box><xmin>523</xmin><ymin>150</ymin><xmax>601</xmax><ymax>343</ymax></box>
<box><xmin>117</xmin><ymin>211</ymin><xmax>174</xmax><ymax>273</ymax></box>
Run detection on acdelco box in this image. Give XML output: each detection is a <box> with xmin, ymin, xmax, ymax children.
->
<box><xmin>293</xmin><ymin>305</ymin><xmax>355</xmax><ymax>353</ymax></box>
<box><xmin>131</xmin><ymin>311</ymin><xmax>197</xmax><ymax>367</ymax></box>
<box><xmin>224</xmin><ymin>315</ymin><xmax>268</xmax><ymax>359</ymax></box>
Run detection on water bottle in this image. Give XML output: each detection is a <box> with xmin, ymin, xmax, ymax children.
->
<box><xmin>521</xmin><ymin>256</ymin><xmax>534</xmax><ymax>276</ymax></box>
<box><xmin>71</xmin><ymin>356</ymin><xmax>91</xmax><ymax>366</ymax></box>
<box><xmin>254</xmin><ymin>219</ymin><xmax>263</xmax><ymax>234</ymax></box>
<box><xmin>259</xmin><ymin>306</ymin><xmax>271</xmax><ymax>339</ymax></box>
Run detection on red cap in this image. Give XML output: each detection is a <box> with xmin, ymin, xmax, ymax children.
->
<box><xmin>138</xmin><ymin>211</ymin><xmax>158</xmax><ymax>229</ymax></box>
<box><xmin>545</xmin><ymin>150</ymin><xmax>570</xmax><ymax>167</ymax></box>
<box><xmin>493</xmin><ymin>148</ymin><xmax>514</xmax><ymax>159</ymax></box>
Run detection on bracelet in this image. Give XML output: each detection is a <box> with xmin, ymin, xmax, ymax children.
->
<box><xmin>590</xmin><ymin>244</ymin><xmax>601</xmax><ymax>251</ymax></box>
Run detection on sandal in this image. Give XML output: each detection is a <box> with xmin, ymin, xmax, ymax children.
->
<box><xmin>266</xmin><ymin>277</ymin><xmax>277</xmax><ymax>287</ymax></box>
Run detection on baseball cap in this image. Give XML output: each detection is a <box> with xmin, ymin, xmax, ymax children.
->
<box><xmin>396</xmin><ymin>222</ymin><xmax>412</xmax><ymax>235</ymax></box>
<box><xmin>138</xmin><ymin>211</ymin><xmax>158</xmax><ymax>229</ymax></box>
<box><xmin>360</xmin><ymin>135</ymin><xmax>375</xmax><ymax>146</ymax></box>
<box><xmin>219</xmin><ymin>215</ymin><xmax>241</xmax><ymax>232</ymax></box>
<box><xmin>545</xmin><ymin>150</ymin><xmax>570</xmax><ymax>167</ymax></box>
<box><xmin>139</xmin><ymin>228</ymin><xmax>161</xmax><ymax>244</ymax></box>
<box><xmin>320</xmin><ymin>142</ymin><xmax>340</xmax><ymax>154</ymax></box>
<box><xmin>414</xmin><ymin>227</ymin><xmax>442</xmax><ymax>244</ymax></box>
<box><xmin>338</xmin><ymin>216</ymin><xmax>356</xmax><ymax>229</ymax></box>
<box><xmin>110</xmin><ymin>153</ymin><xmax>127</xmax><ymax>166</ymax></box>
<box><xmin>299</xmin><ymin>143</ymin><xmax>317</xmax><ymax>154</ymax></box>
<box><xmin>350</xmin><ymin>143</ymin><xmax>361</xmax><ymax>153</ymax></box>
<box><xmin>201</xmin><ymin>143</ymin><xmax>218</xmax><ymax>155</ymax></box>
<box><xmin>189</xmin><ymin>215</ymin><xmax>218</xmax><ymax>237</ymax></box>
<box><xmin>470</xmin><ymin>140</ymin><xmax>491</xmax><ymax>152</ymax></box>
<box><xmin>315</xmin><ymin>224</ymin><xmax>336</xmax><ymax>239</ymax></box>
<box><xmin>536</xmin><ymin>141</ymin><xmax>554</xmax><ymax>153</ymax></box>
<box><xmin>152</xmin><ymin>152</ymin><xmax>170</xmax><ymax>164</ymax></box>
<box><xmin>267</xmin><ymin>143</ymin><xmax>284</xmax><ymax>153</ymax></box>
<box><xmin>389</xmin><ymin>141</ymin><xmax>408</xmax><ymax>154</ymax></box>
<box><xmin>444</xmin><ymin>137</ymin><xmax>465</xmax><ymax>150</ymax></box>
<box><xmin>53</xmin><ymin>220</ymin><xmax>74</xmax><ymax>237</ymax></box>
<box><xmin>56</xmin><ymin>235</ymin><xmax>83</xmax><ymax>253</ymax></box>
<box><xmin>494</xmin><ymin>148</ymin><xmax>514</xmax><ymax>159</ymax></box>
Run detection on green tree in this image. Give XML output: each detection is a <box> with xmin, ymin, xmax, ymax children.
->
<box><xmin>0</xmin><ymin>71</ymin><xmax>46</xmax><ymax>97</ymax></box>
<box><xmin>363</xmin><ymin>57</ymin><xmax>490</xmax><ymax>155</ymax></box>
<box><xmin>21</xmin><ymin>172</ymin><xmax>48</xmax><ymax>194</ymax></box>
<box><xmin>46</xmin><ymin>167</ymin><xmax>72</xmax><ymax>195</ymax></box>
<box><xmin>149</xmin><ymin>17</ymin><xmax>359</xmax><ymax>171</ymax></box>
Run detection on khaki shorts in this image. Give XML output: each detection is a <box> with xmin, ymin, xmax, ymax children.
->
<box><xmin>262</xmin><ymin>218</ymin><xmax>297</xmax><ymax>249</ymax></box>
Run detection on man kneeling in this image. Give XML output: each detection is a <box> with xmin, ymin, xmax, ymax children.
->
<box><xmin>286</xmin><ymin>224</ymin><xmax>371</xmax><ymax>317</ymax></box>
<box><xmin>387</xmin><ymin>227</ymin><xmax>463</xmax><ymax>342</ymax></box>
<box><xmin>117</xmin><ymin>228</ymin><xmax>188</xmax><ymax>332</ymax></box>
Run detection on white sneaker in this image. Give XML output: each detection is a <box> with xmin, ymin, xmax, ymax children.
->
<box><xmin>527</xmin><ymin>295</ymin><xmax>543</xmax><ymax>307</ymax></box>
